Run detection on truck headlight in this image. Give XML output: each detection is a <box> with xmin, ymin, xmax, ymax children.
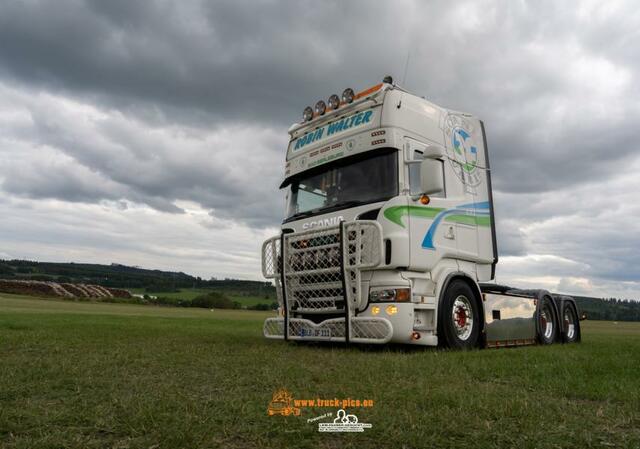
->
<box><xmin>369</xmin><ymin>288</ymin><xmax>410</xmax><ymax>303</ymax></box>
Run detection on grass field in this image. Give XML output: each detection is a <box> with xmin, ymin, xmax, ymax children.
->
<box><xmin>1</xmin><ymin>293</ymin><xmax>639</xmax><ymax>449</ymax></box>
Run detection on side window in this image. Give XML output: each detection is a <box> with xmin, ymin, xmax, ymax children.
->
<box><xmin>409</xmin><ymin>150</ymin><xmax>423</xmax><ymax>195</ymax></box>
<box><xmin>409</xmin><ymin>149</ymin><xmax>445</xmax><ymax>197</ymax></box>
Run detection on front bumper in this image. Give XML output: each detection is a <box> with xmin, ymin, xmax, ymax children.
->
<box><xmin>263</xmin><ymin>316</ymin><xmax>393</xmax><ymax>344</ymax></box>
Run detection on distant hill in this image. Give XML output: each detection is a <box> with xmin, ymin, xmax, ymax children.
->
<box><xmin>573</xmin><ymin>296</ymin><xmax>640</xmax><ymax>322</ymax></box>
<box><xmin>0</xmin><ymin>259</ymin><xmax>275</xmax><ymax>297</ymax></box>
<box><xmin>1</xmin><ymin>259</ymin><xmax>638</xmax><ymax>321</ymax></box>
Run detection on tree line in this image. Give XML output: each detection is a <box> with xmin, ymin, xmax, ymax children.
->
<box><xmin>2</xmin><ymin>259</ymin><xmax>639</xmax><ymax>321</ymax></box>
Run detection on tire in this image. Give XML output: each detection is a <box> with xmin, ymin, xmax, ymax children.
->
<box><xmin>438</xmin><ymin>280</ymin><xmax>481</xmax><ymax>349</ymax></box>
<box><xmin>537</xmin><ymin>296</ymin><xmax>558</xmax><ymax>344</ymax></box>
<box><xmin>561</xmin><ymin>302</ymin><xmax>580</xmax><ymax>343</ymax></box>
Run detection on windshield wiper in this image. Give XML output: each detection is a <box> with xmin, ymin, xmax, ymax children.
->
<box><xmin>285</xmin><ymin>199</ymin><xmax>384</xmax><ymax>223</ymax></box>
<box><xmin>286</xmin><ymin>210</ymin><xmax>317</xmax><ymax>221</ymax></box>
<box><xmin>320</xmin><ymin>200</ymin><xmax>368</xmax><ymax>212</ymax></box>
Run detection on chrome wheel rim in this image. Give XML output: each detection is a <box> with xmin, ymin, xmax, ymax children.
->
<box><xmin>564</xmin><ymin>309</ymin><xmax>576</xmax><ymax>340</ymax></box>
<box><xmin>540</xmin><ymin>304</ymin><xmax>554</xmax><ymax>340</ymax></box>
<box><xmin>452</xmin><ymin>295</ymin><xmax>474</xmax><ymax>341</ymax></box>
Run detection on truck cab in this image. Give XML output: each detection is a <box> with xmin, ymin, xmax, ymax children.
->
<box><xmin>262</xmin><ymin>78</ymin><xmax>580</xmax><ymax>348</ymax></box>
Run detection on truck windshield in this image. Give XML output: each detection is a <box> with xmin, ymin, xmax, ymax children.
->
<box><xmin>285</xmin><ymin>149</ymin><xmax>398</xmax><ymax>221</ymax></box>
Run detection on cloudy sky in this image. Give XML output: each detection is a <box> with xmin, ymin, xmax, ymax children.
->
<box><xmin>0</xmin><ymin>0</ymin><xmax>638</xmax><ymax>298</ymax></box>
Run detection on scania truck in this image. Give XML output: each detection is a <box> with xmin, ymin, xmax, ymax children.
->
<box><xmin>261</xmin><ymin>77</ymin><xmax>580</xmax><ymax>349</ymax></box>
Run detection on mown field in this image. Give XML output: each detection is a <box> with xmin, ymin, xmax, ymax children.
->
<box><xmin>1</xmin><ymin>293</ymin><xmax>639</xmax><ymax>449</ymax></box>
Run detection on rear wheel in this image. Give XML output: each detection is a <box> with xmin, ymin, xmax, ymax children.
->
<box><xmin>537</xmin><ymin>297</ymin><xmax>558</xmax><ymax>344</ymax></box>
<box><xmin>439</xmin><ymin>280</ymin><xmax>480</xmax><ymax>349</ymax></box>
<box><xmin>562</xmin><ymin>302</ymin><xmax>580</xmax><ymax>343</ymax></box>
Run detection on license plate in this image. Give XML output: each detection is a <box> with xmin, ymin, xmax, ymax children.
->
<box><xmin>299</xmin><ymin>327</ymin><xmax>331</xmax><ymax>338</ymax></box>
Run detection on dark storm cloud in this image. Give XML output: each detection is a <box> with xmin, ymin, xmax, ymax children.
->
<box><xmin>0</xmin><ymin>0</ymin><xmax>400</xmax><ymax>126</ymax></box>
<box><xmin>0</xmin><ymin>0</ymin><xmax>639</xmax><ymax>293</ymax></box>
<box><xmin>1</xmin><ymin>1</ymin><xmax>638</xmax><ymax>198</ymax></box>
<box><xmin>0</xmin><ymin>83</ymin><xmax>286</xmax><ymax>224</ymax></box>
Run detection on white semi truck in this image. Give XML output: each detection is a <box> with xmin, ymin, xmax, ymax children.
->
<box><xmin>261</xmin><ymin>77</ymin><xmax>581</xmax><ymax>349</ymax></box>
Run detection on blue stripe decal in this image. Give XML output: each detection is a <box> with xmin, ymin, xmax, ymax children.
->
<box><xmin>421</xmin><ymin>201</ymin><xmax>490</xmax><ymax>250</ymax></box>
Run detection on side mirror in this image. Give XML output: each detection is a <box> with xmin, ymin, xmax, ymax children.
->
<box><xmin>420</xmin><ymin>159</ymin><xmax>444</xmax><ymax>195</ymax></box>
<box><xmin>423</xmin><ymin>145</ymin><xmax>445</xmax><ymax>159</ymax></box>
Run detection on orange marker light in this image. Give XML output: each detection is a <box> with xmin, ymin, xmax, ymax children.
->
<box><xmin>355</xmin><ymin>83</ymin><xmax>383</xmax><ymax>100</ymax></box>
<box><xmin>395</xmin><ymin>288</ymin><xmax>410</xmax><ymax>302</ymax></box>
<box><xmin>420</xmin><ymin>195</ymin><xmax>430</xmax><ymax>205</ymax></box>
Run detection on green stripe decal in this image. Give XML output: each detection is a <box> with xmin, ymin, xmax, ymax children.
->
<box><xmin>383</xmin><ymin>206</ymin><xmax>492</xmax><ymax>228</ymax></box>
<box><xmin>383</xmin><ymin>206</ymin><xmax>445</xmax><ymax>228</ymax></box>
<box><xmin>444</xmin><ymin>214</ymin><xmax>491</xmax><ymax>226</ymax></box>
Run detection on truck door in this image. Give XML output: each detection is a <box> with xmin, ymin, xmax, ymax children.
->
<box><xmin>405</xmin><ymin>139</ymin><xmax>458</xmax><ymax>271</ymax></box>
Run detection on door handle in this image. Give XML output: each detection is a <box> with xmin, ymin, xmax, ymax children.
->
<box><xmin>444</xmin><ymin>226</ymin><xmax>455</xmax><ymax>240</ymax></box>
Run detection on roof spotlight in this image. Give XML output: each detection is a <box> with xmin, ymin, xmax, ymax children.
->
<box><xmin>302</xmin><ymin>106</ymin><xmax>314</xmax><ymax>122</ymax></box>
<box><xmin>341</xmin><ymin>88</ymin><xmax>355</xmax><ymax>104</ymax></box>
<box><xmin>314</xmin><ymin>100</ymin><xmax>326</xmax><ymax>116</ymax></box>
<box><xmin>328</xmin><ymin>94</ymin><xmax>340</xmax><ymax>110</ymax></box>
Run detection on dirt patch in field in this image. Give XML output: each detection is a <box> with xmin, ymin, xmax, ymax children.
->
<box><xmin>0</xmin><ymin>279</ymin><xmax>131</xmax><ymax>299</ymax></box>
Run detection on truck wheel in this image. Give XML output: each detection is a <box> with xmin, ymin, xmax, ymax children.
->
<box><xmin>562</xmin><ymin>303</ymin><xmax>580</xmax><ymax>343</ymax></box>
<box><xmin>439</xmin><ymin>280</ymin><xmax>480</xmax><ymax>349</ymax></box>
<box><xmin>537</xmin><ymin>297</ymin><xmax>557</xmax><ymax>344</ymax></box>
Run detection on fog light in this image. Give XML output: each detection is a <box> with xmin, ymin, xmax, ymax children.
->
<box><xmin>341</xmin><ymin>88</ymin><xmax>355</xmax><ymax>104</ymax></box>
<box><xmin>386</xmin><ymin>305</ymin><xmax>398</xmax><ymax>315</ymax></box>
<box><xmin>328</xmin><ymin>94</ymin><xmax>340</xmax><ymax>110</ymax></box>
<box><xmin>314</xmin><ymin>100</ymin><xmax>326</xmax><ymax>116</ymax></box>
<box><xmin>371</xmin><ymin>306</ymin><xmax>380</xmax><ymax>316</ymax></box>
<box><xmin>302</xmin><ymin>106</ymin><xmax>313</xmax><ymax>122</ymax></box>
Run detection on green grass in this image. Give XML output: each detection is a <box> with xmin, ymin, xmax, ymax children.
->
<box><xmin>0</xmin><ymin>294</ymin><xmax>639</xmax><ymax>449</ymax></box>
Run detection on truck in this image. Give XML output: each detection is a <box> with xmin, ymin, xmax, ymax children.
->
<box><xmin>261</xmin><ymin>76</ymin><xmax>581</xmax><ymax>349</ymax></box>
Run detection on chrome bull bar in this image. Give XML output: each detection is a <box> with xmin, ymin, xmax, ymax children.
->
<box><xmin>262</xmin><ymin>220</ymin><xmax>384</xmax><ymax>343</ymax></box>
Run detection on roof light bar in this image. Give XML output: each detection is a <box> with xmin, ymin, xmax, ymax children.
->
<box><xmin>341</xmin><ymin>88</ymin><xmax>355</xmax><ymax>104</ymax></box>
<box><xmin>302</xmin><ymin>106</ymin><xmax>313</xmax><ymax>122</ymax></box>
<box><xmin>354</xmin><ymin>83</ymin><xmax>383</xmax><ymax>100</ymax></box>
<box><xmin>314</xmin><ymin>100</ymin><xmax>326</xmax><ymax>116</ymax></box>
<box><xmin>328</xmin><ymin>94</ymin><xmax>340</xmax><ymax>110</ymax></box>
<box><xmin>298</xmin><ymin>78</ymin><xmax>389</xmax><ymax>125</ymax></box>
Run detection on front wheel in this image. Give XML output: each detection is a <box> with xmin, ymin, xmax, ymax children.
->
<box><xmin>438</xmin><ymin>280</ymin><xmax>481</xmax><ymax>349</ymax></box>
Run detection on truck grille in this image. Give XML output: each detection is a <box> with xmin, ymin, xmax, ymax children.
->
<box><xmin>285</xmin><ymin>229</ymin><xmax>344</xmax><ymax>313</ymax></box>
<box><xmin>262</xmin><ymin>220</ymin><xmax>385</xmax><ymax>342</ymax></box>
<box><xmin>262</xmin><ymin>221</ymin><xmax>383</xmax><ymax>314</ymax></box>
